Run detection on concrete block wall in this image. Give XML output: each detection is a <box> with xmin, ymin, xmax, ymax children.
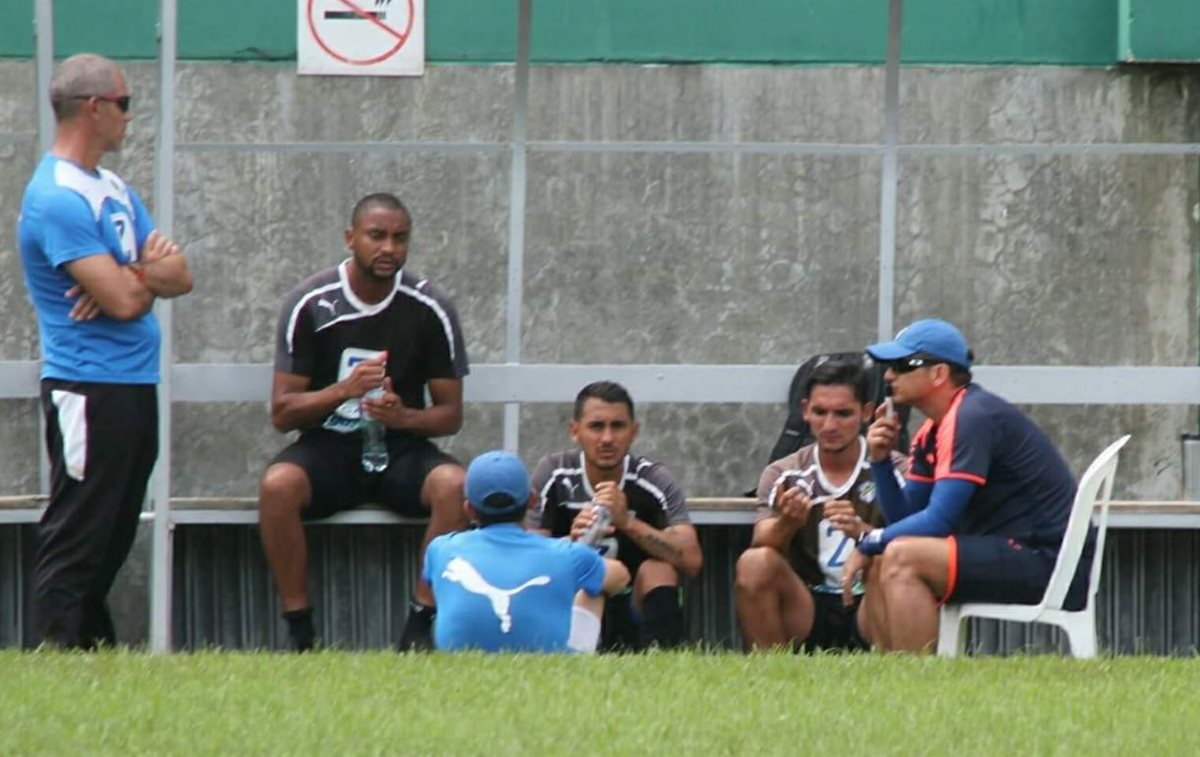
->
<box><xmin>0</xmin><ymin>61</ymin><xmax>1197</xmax><ymax>644</ymax></box>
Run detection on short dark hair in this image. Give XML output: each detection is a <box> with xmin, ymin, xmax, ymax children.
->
<box><xmin>350</xmin><ymin>192</ymin><xmax>410</xmax><ymax>227</ymax></box>
<box><xmin>573</xmin><ymin>381</ymin><xmax>635</xmax><ymax>421</ymax></box>
<box><xmin>804</xmin><ymin>360</ymin><xmax>869</xmax><ymax>404</ymax></box>
<box><xmin>948</xmin><ymin>364</ymin><xmax>973</xmax><ymax>387</ymax></box>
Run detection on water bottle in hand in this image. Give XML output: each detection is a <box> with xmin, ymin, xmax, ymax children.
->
<box><xmin>578</xmin><ymin>504</ymin><xmax>612</xmax><ymax>547</ymax></box>
<box><xmin>360</xmin><ymin>387</ymin><xmax>389</xmax><ymax>473</ymax></box>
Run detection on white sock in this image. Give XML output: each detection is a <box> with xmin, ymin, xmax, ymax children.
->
<box><xmin>567</xmin><ymin>606</ymin><xmax>602</xmax><ymax>653</ymax></box>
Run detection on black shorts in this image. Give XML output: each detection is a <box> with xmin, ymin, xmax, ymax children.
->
<box><xmin>803</xmin><ymin>591</ymin><xmax>868</xmax><ymax>653</ymax></box>
<box><xmin>271</xmin><ymin>430</ymin><xmax>459</xmax><ymax>520</ymax></box>
<box><xmin>947</xmin><ymin>534</ymin><xmax>1092</xmax><ymax>611</ymax></box>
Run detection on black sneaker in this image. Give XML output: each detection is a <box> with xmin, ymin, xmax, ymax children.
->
<box><xmin>284</xmin><ymin>607</ymin><xmax>316</xmax><ymax>653</ymax></box>
<box><xmin>397</xmin><ymin>601</ymin><xmax>435</xmax><ymax>652</ymax></box>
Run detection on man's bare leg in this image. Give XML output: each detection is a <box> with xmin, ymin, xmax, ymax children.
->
<box><xmin>399</xmin><ymin>463</ymin><xmax>468</xmax><ymax>651</ymax></box>
<box><xmin>856</xmin><ymin>560</ymin><xmax>884</xmax><ymax>649</ymax></box>
<box><xmin>258</xmin><ymin>463</ymin><xmax>312</xmax><ymax>612</ymax></box>
<box><xmin>631</xmin><ymin>559</ymin><xmax>685</xmax><ymax>648</ymax></box>
<box><xmin>412</xmin><ymin>463</ymin><xmax>468</xmax><ymax>606</ymax></box>
<box><xmin>876</xmin><ymin>537</ymin><xmax>951</xmax><ymax>653</ymax></box>
<box><xmin>258</xmin><ymin>463</ymin><xmax>315</xmax><ymax>650</ymax></box>
<box><xmin>735</xmin><ymin>546</ymin><xmax>815</xmax><ymax>650</ymax></box>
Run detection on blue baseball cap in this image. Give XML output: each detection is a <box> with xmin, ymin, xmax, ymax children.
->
<box><xmin>866</xmin><ymin>319</ymin><xmax>973</xmax><ymax>368</ymax></box>
<box><xmin>465</xmin><ymin>450</ymin><xmax>531</xmax><ymax>514</ymax></box>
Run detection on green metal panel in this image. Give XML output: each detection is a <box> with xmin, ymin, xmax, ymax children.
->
<box><xmin>1</xmin><ymin>0</ymin><xmax>1120</xmax><ymax>65</ymax></box>
<box><xmin>1119</xmin><ymin>0</ymin><xmax>1200</xmax><ymax>62</ymax></box>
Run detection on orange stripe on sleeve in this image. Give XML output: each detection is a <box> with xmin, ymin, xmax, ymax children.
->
<box><xmin>937</xmin><ymin>535</ymin><xmax>958</xmax><ymax>606</ymax></box>
<box><xmin>934</xmin><ymin>388</ymin><xmax>968</xmax><ymax>480</ymax></box>
<box><xmin>941</xmin><ymin>471</ymin><xmax>985</xmax><ymax>486</ymax></box>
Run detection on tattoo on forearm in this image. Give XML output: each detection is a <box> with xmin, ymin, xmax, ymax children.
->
<box><xmin>631</xmin><ymin>528</ymin><xmax>683</xmax><ymax>561</ymax></box>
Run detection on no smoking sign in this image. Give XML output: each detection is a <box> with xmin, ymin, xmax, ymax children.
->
<box><xmin>298</xmin><ymin>0</ymin><xmax>425</xmax><ymax>76</ymax></box>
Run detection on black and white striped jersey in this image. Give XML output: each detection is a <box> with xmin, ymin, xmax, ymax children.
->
<box><xmin>528</xmin><ymin>450</ymin><xmax>690</xmax><ymax>575</ymax></box>
<box><xmin>274</xmin><ymin>260</ymin><xmax>468</xmax><ymax>435</ymax></box>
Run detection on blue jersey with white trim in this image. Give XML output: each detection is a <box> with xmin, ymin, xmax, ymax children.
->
<box><xmin>274</xmin><ymin>261</ymin><xmax>469</xmax><ymax>436</ymax></box>
<box><xmin>18</xmin><ymin>154</ymin><xmax>160</xmax><ymax>383</ymax></box>
<box><xmin>424</xmin><ymin>524</ymin><xmax>605</xmax><ymax>652</ymax></box>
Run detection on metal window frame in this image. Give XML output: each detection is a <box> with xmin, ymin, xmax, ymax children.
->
<box><xmin>5</xmin><ymin>0</ymin><xmax>1198</xmax><ymax>651</ymax></box>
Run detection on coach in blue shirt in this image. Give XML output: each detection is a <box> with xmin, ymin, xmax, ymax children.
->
<box><xmin>17</xmin><ymin>53</ymin><xmax>193</xmax><ymax>648</ymax></box>
<box><xmin>425</xmin><ymin>450</ymin><xmax>630</xmax><ymax>653</ymax></box>
<box><xmin>842</xmin><ymin>319</ymin><xmax>1083</xmax><ymax>653</ymax></box>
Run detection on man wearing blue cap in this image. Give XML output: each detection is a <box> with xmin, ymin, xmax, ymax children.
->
<box><xmin>424</xmin><ymin>450</ymin><xmax>630</xmax><ymax>652</ymax></box>
<box><xmin>841</xmin><ymin>319</ymin><xmax>1084</xmax><ymax>652</ymax></box>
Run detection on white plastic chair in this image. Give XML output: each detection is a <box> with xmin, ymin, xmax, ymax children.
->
<box><xmin>937</xmin><ymin>434</ymin><xmax>1131</xmax><ymax>659</ymax></box>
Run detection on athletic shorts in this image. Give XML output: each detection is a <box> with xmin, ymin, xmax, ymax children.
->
<box><xmin>271</xmin><ymin>430</ymin><xmax>459</xmax><ymax>520</ymax></box>
<box><xmin>803</xmin><ymin>591</ymin><xmax>868</xmax><ymax>653</ymax></box>
<box><xmin>946</xmin><ymin>534</ymin><xmax>1092</xmax><ymax>611</ymax></box>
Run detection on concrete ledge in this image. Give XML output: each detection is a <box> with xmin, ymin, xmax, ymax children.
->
<box><xmin>4</xmin><ymin>495</ymin><xmax>1200</xmax><ymax>528</ymax></box>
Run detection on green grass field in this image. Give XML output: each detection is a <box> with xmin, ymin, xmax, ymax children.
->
<box><xmin>2</xmin><ymin>650</ymin><xmax>1198</xmax><ymax>754</ymax></box>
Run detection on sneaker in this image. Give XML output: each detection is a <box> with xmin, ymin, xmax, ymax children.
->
<box><xmin>284</xmin><ymin>607</ymin><xmax>316</xmax><ymax>653</ymax></box>
<box><xmin>397</xmin><ymin>601</ymin><xmax>435</xmax><ymax>652</ymax></box>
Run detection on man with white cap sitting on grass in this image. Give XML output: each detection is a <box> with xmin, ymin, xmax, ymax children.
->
<box><xmin>424</xmin><ymin>450</ymin><xmax>630</xmax><ymax>653</ymax></box>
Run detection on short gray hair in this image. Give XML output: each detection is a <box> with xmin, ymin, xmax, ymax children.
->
<box><xmin>49</xmin><ymin>53</ymin><xmax>121</xmax><ymax>120</ymax></box>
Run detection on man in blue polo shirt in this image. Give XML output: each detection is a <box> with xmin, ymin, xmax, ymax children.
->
<box><xmin>424</xmin><ymin>451</ymin><xmax>630</xmax><ymax>653</ymax></box>
<box><xmin>17</xmin><ymin>53</ymin><xmax>193</xmax><ymax>648</ymax></box>
<box><xmin>841</xmin><ymin>319</ymin><xmax>1083</xmax><ymax>653</ymax></box>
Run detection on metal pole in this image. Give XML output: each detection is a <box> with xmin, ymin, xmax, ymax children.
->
<box><xmin>502</xmin><ymin>0</ymin><xmax>532</xmax><ymax>453</ymax></box>
<box><xmin>149</xmin><ymin>0</ymin><xmax>177</xmax><ymax>654</ymax></box>
<box><xmin>34</xmin><ymin>1</ymin><xmax>55</xmax><ymax>508</ymax></box>
<box><xmin>34</xmin><ymin>0</ymin><xmax>54</xmax><ymax>153</ymax></box>
<box><xmin>877</xmin><ymin>0</ymin><xmax>903</xmax><ymax>341</ymax></box>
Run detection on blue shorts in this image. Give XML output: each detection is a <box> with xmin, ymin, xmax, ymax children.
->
<box><xmin>945</xmin><ymin>535</ymin><xmax>1092</xmax><ymax>611</ymax></box>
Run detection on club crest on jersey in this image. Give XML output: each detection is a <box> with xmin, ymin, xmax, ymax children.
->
<box><xmin>858</xmin><ymin>481</ymin><xmax>876</xmax><ymax>503</ymax></box>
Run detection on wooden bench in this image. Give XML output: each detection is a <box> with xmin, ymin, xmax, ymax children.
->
<box><xmin>4</xmin><ymin>495</ymin><xmax>1200</xmax><ymax>529</ymax></box>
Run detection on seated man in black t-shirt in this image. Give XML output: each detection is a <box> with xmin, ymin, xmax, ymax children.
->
<box><xmin>528</xmin><ymin>381</ymin><xmax>702</xmax><ymax>650</ymax></box>
<box><xmin>258</xmin><ymin>192</ymin><xmax>470</xmax><ymax>652</ymax></box>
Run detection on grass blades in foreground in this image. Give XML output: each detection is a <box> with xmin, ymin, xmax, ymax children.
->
<box><xmin>1</xmin><ymin>650</ymin><xmax>1198</xmax><ymax>754</ymax></box>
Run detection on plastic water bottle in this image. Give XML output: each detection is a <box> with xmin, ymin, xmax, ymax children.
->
<box><xmin>578</xmin><ymin>504</ymin><xmax>611</xmax><ymax>546</ymax></box>
<box><xmin>360</xmin><ymin>387</ymin><xmax>389</xmax><ymax>473</ymax></box>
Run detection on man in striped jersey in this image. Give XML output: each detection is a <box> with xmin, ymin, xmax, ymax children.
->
<box><xmin>735</xmin><ymin>360</ymin><xmax>907</xmax><ymax>652</ymax></box>
<box><xmin>529</xmin><ymin>381</ymin><xmax>702</xmax><ymax>650</ymax></box>
<box><xmin>258</xmin><ymin>192</ymin><xmax>469</xmax><ymax>652</ymax></box>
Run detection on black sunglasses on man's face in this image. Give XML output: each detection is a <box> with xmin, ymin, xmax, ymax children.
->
<box><xmin>62</xmin><ymin>94</ymin><xmax>132</xmax><ymax>113</ymax></box>
<box><xmin>887</xmin><ymin>355</ymin><xmax>942</xmax><ymax>374</ymax></box>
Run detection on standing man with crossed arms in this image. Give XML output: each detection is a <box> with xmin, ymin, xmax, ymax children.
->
<box><xmin>259</xmin><ymin>192</ymin><xmax>469</xmax><ymax>651</ymax></box>
<box><xmin>18</xmin><ymin>53</ymin><xmax>193</xmax><ymax>648</ymax></box>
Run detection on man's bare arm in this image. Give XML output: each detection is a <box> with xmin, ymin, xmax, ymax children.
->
<box><xmin>620</xmin><ymin>520</ymin><xmax>703</xmax><ymax>577</ymax></box>
<box><xmin>365</xmin><ymin>376</ymin><xmax>464</xmax><ymax>438</ymax></box>
<box><xmin>64</xmin><ymin>254</ymin><xmax>153</xmax><ymax>321</ymax></box>
<box><xmin>136</xmin><ymin>230</ymin><xmax>192</xmax><ymax>298</ymax></box>
<box><xmin>269</xmin><ymin>355</ymin><xmax>386</xmax><ymax>433</ymax></box>
<box><xmin>749</xmin><ymin>514</ymin><xmax>805</xmax><ymax>552</ymax></box>
<box><xmin>749</xmin><ymin>483</ymin><xmax>811</xmax><ymax>551</ymax></box>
